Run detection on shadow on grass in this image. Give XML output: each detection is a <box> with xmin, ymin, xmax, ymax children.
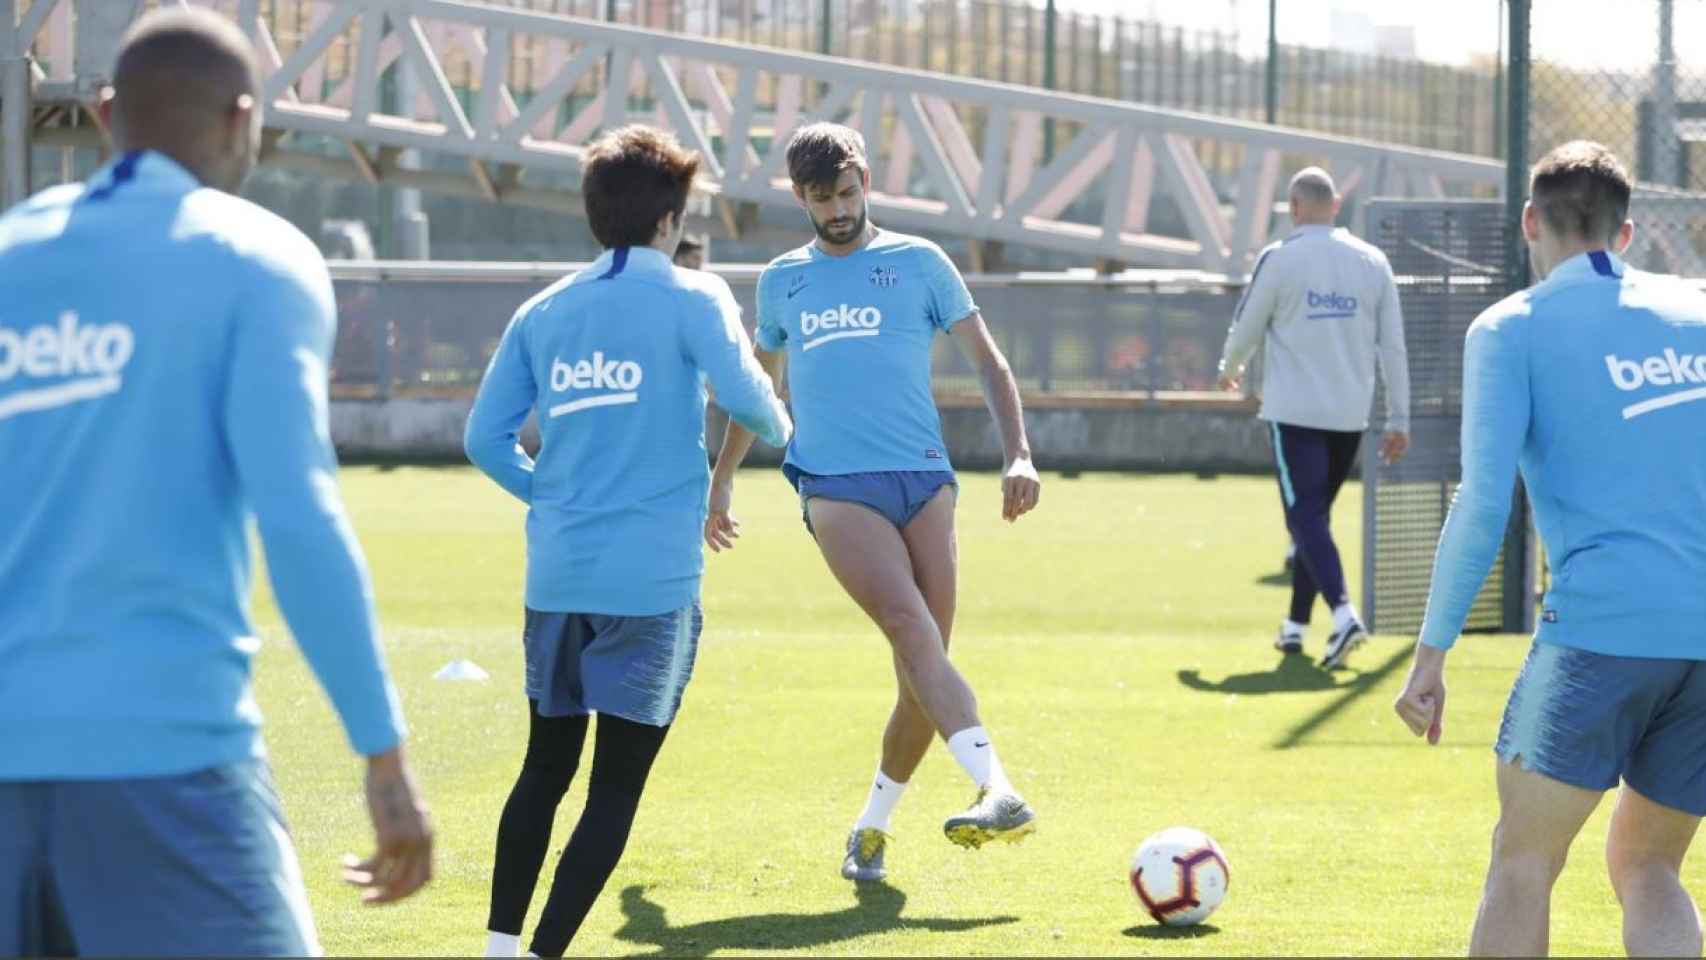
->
<box><xmin>1123</xmin><ymin>922</ymin><xmax>1223</xmax><ymax>939</ymax></box>
<box><xmin>1254</xmin><ymin>570</ymin><xmax>1292</xmax><ymax>587</ymax></box>
<box><xmin>612</xmin><ymin>881</ymin><xmax>1018</xmax><ymax>958</ymax></box>
<box><xmin>1177</xmin><ymin>654</ymin><xmax>1347</xmax><ymax>695</ymax></box>
<box><xmin>1272</xmin><ymin>641</ymin><xmax>1415</xmax><ymax>750</ymax></box>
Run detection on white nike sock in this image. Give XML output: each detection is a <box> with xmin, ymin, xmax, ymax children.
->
<box><xmin>946</xmin><ymin>726</ymin><xmax>1012</xmax><ymax>792</ymax></box>
<box><xmin>1281</xmin><ymin>619</ymin><xmax>1307</xmax><ymax>637</ymax></box>
<box><xmin>485</xmin><ymin>931</ymin><xmax>520</xmax><ymax>957</ymax></box>
<box><xmin>1332</xmin><ymin>603</ymin><xmax>1360</xmax><ymax>632</ymax></box>
<box><xmin>853</xmin><ymin>769</ymin><xmax>908</xmax><ymax>832</ymax></box>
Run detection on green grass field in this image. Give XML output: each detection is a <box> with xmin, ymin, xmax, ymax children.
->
<box><xmin>247</xmin><ymin>466</ymin><xmax>1673</xmax><ymax>956</ymax></box>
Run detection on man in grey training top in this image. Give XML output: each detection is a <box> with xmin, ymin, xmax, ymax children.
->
<box><xmin>1218</xmin><ymin>167</ymin><xmax>1412</xmax><ymax>670</ymax></box>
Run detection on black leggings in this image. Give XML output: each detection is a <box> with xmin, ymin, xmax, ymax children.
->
<box><xmin>486</xmin><ymin>701</ymin><xmax>670</xmax><ymax>957</ymax></box>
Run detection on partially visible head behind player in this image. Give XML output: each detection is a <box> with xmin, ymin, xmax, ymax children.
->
<box><xmin>786</xmin><ymin>122</ymin><xmax>872</xmax><ymax>250</ymax></box>
<box><xmin>99</xmin><ymin>8</ymin><xmax>263</xmax><ymax>195</ymax></box>
<box><xmin>673</xmin><ymin>233</ymin><xmax>707</xmax><ymax>270</ymax></box>
<box><xmin>580</xmin><ymin>124</ymin><xmax>701</xmax><ymax>256</ymax></box>
<box><xmin>1524</xmin><ymin>140</ymin><xmax>1634</xmax><ymax>278</ymax></box>
<box><xmin>1288</xmin><ymin>167</ymin><xmax>1340</xmax><ymax>227</ymax></box>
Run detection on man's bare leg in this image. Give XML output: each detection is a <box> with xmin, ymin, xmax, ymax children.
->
<box><xmin>1607</xmin><ymin>784</ymin><xmax>1703</xmax><ymax>957</ymax></box>
<box><xmin>1469</xmin><ymin>760</ymin><xmax>1602</xmax><ymax>957</ymax></box>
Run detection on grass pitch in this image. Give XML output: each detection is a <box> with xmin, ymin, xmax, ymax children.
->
<box><xmin>249</xmin><ymin>466</ymin><xmax>1674</xmax><ymax>956</ymax></box>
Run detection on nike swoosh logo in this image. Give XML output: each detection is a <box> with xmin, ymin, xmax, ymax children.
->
<box><xmin>786</xmin><ymin>286</ymin><xmax>807</xmax><ymax>299</ymax></box>
<box><xmin>973</xmin><ymin>741</ymin><xmax>989</xmax><ymax>748</ymax></box>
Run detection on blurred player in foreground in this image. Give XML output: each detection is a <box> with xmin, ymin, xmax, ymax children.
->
<box><xmin>0</xmin><ymin>9</ymin><xmax>432</xmax><ymax>954</ymax></box>
<box><xmin>1396</xmin><ymin>141</ymin><xmax>1706</xmax><ymax>957</ymax></box>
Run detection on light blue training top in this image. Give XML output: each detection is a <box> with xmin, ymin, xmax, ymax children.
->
<box><xmin>465</xmin><ymin>246</ymin><xmax>790</xmax><ymax>617</ymax></box>
<box><xmin>1420</xmin><ymin>250</ymin><xmax>1706</xmax><ymax>657</ymax></box>
<box><xmin>0</xmin><ymin>151</ymin><xmax>407</xmax><ymax>779</ymax></box>
<box><xmin>755</xmin><ymin>230</ymin><xmax>976</xmax><ymax>476</ymax></box>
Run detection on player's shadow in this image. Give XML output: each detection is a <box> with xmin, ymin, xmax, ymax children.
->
<box><xmin>612</xmin><ymin>881</ymin><xmax>1018</xmax><ymax>958</ymax></box>
<box><xmin>1254</xmin><ymin>569</ymin><xmax>1292</xmax><ymax>586</ymax></box>
<box><xmin>1123</xmin><ymin>922</ymin><xmax>1223</xmax><ymax>940</ymax></box>
<box><xmin>1176</xmin><ymin>653</ymin><xmax>1350</xmax><ymax>695</ymax></box>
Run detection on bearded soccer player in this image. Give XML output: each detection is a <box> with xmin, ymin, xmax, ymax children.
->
<box><xmin>708</xmin><ymin>122</ymin><xmax>1042</xmax><ymax>883</ymax></box>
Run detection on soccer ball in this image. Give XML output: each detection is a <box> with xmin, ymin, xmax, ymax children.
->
<box><xmin>1129</xmin><ymin>827</ymin><xmax>1229</xmax><ymax>926</ymax></box>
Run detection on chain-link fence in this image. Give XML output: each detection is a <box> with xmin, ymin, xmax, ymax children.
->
<box><xmin>1517</xmin><ymin>0</ymin><xmax>1706</xmax><ymax>280</ymax></box>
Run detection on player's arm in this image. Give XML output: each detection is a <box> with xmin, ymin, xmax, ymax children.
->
<box><xmin>224</xmin><ymin>254</ymin><xmax>431</xmax><ymax>903</ymax></box>
<box><xmin>1394</xmin><ymin>313</ymin><xmax>1531</xmax><ymax>745</ymax></box>
<box><xmin>1375</xmin><ymin>265</ymin><xmax>1413</xmax><ymax>463</ymax></box>
<box><xmin>1217</xmin><ymin>248</ymin><xmax>1281</xmax><ymax>389</ymax></box>
<box><xmin>706</xmin><ymin>344</ymin><xmax>787</xmax><ymax>552</ymax></box>
<box><xmin>685</xmin><ymin>279</ymin><xmax>792</xmax><ymax>450</ymax></box>
<box><xmin>705</xmin><ymin>269</ymin><xmax>790</xmax><ymax>551</ymax></box>
<box><xmin>463</xmin><ymin>309</ymin><xmax>536</xmax><ymax>503</ymax></box>
<box><xmin>951</xmin><ymin>313</ymin><xmax>1040</xmax><ymax>522</ymax></box>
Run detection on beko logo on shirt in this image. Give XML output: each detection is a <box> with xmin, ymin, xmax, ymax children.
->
<box><xmin>547</xmin><ymin>351</ymin><xmax>643</xmax><ymax>419</ymax></box>
<box><xmin>1305</xmin><ymin>291</ymin><xmax>1359</xmax><ymax>318</ymax></box>
<box><xmin>800</xmin><ymin>304</ymin><xmax>882</xmax><ymax>351</ymax></box>
<box><xmin>0</xmin><ymin>311</ymin><xmax>134</xmax><ymax>422</ymax></box>
<box><xmin>1604</xmin><ymin>350</ymin><xmax>1706</xmax><ymax>419</ymax></box>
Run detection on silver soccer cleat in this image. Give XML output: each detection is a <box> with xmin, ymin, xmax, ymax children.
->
<box><xmin>943</xmin><ymin>787</ymin><xmax>1037</xmax><ymax>849</ymax></box>
<box><xmin>841</xmin><ymin>827</ymin><xmax>889</xmax><ymax>882</ymax></box>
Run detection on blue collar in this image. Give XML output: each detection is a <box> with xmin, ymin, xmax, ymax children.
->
<box><xmin>588</xmin><ymin>245</ymin><xmax>674</xmax><ymax>280</ymax></box>
<box><xmin>1547</xmin><ymin>250</ymin><xmax>1625</xmax><ymax>282</ymax></box>
<box><xmin>86</xmin><ymin>150</ymin><xmax>203</xmax><ymax>201</ymax></box>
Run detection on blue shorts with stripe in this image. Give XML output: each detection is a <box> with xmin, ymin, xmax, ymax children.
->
<box><xmin>783</xmin><ymin>466</ymin><xmax>957</xmax><ymax>535</ymax></box>
<box><xmin>523</xmin><ymin>602</ymin><xmax>702</xmax><ymax>727</ymax></box>
<box><xmin>0</xmin><ymin>760</ymin><xmax>318</xmax><ymax>956</ymax></box>
<box><xmin>1498</xmin><ymin>640</ymin><xmax>1706</xmax><ymax>815</ymax></box>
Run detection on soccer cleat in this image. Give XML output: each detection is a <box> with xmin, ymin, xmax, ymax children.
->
<box><xmin>841</xmin><ymin>827</ymin><xmax>889</xmax><ymax>882</ymax></box>
<box><xmin>1320</xmin><ymin>619</ymin><xmax>1367</xmax><ymax>670</ymax></box>
<box><xmin>943</xmin><ymin>787</ymin><xmax>1036</xmax><ymax>849</ymax></box>
<box><xmin>1274</xmin><ymin>623</ymin><xmax>1304</xmax><ymax>655</ymax></box>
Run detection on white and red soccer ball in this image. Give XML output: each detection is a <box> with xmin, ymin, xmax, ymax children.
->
<box><xmin>1129</xmin><ymin>827</ymin><xmax>1229</xmax><ymax>926</ymax></box>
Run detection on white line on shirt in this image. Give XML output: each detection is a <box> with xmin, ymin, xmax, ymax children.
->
<box><xmin>548</xmin><ymin>392</ymin><xmax>638</xmax><ymax>418</ymax></box>
<box><xmin>0</xmin><ymin>376</ymin><xmax>122</xmax><ymax>421</ymax></box>
<box><xmin>801</xmin><ymin>329</ymin><xmax>880</xmax><ymax>351</ymax></box>
<box><xmin>1622</xmin><ymin>386</ymin><xmax>1706</xmax><ymax>420</ymax></box>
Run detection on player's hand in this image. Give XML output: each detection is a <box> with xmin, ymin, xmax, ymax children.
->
<box><xmin>705</xmin><ymin>478</ymin><xmax>740</xmax><ymax>552</ymax></box>
<box><xmin>1001</xmin><ymin>456</ymin><xmax>1041</xmax><ymax>522</ymax></box>
<box><xmin>1393</xmin><ymin>643</ymin><xmax>1448</xmax><ymax>746</ymax></box>
<box><xmin>1217</xmin><ymin>373</ymin><xmax>1241</xmax><ymax>392</ymax></box>
<box><xmin>343</xmin><ymin>747</ymin><xmax>433</xmax><ymax>905</ymax></box>
<box><xmin>1380</xmin><ymin>431</ymin><xmax>1410</xmax><ymax>465</ymax></box>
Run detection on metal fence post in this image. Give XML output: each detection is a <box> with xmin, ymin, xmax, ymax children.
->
<box><xmin>1264</xmin><ymin>0</ymin><xmax>1277</xmax><ymax>124</ymax></box>
<box><xmin>1501</xmin><ymin>0</ymin><xmax>1534</xmax><ymax>636</ymax></box>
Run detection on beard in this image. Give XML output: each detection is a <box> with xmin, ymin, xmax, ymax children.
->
<box><xmin>809</xmin><ymin>204</ymin><xmax>868</xmax><ymax>246</ymax></box>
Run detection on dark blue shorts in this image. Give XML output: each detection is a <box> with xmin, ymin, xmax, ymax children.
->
<box><xmin>783</xmin><ymin>466</ymin><xmax>957</xmax><ymax>535</ymax></box>
<box><xmin>1498</xmin><ymin>640</ymin><xmax>1706</xmax><ymax>815</ymax></box>
<box><xmin>0</xmin><ymin>760</ymin><xmax>318</xmax><ymax>956</ymax></box>
<box><xmin>523</xmin><ymin>602</ymin><xmax>702</xmax><ymax>727</ymax></box>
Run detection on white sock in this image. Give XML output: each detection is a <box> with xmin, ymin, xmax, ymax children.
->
<box><xmin>946</xmin><ymin>726</ymin><xmax>1012</xmax><ymax>792</ymax></box>
<box><xmin>853</xmin><ymin>769</ymin><xmax>908</xmax><ymax>832</ymax></box>
<box><xmin>1332</xmin><ymin>603</ymin><xmax>1360</xmax><ymax>632</ymax></box>
<box><xmin>485</xmin><ymin>931</ymin><xmax>520</xmax><ymax>957</ymax></box>
<box><xmin>1281</xmin><ymin>619</ymin><xmax>1307</xmax><ymax>637</ymax></box>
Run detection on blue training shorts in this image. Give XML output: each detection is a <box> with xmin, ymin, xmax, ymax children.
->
<box><xmin>1497</xmin><ymin>640</ymin><xmax>1706</xmax><ymax>815</ymax></box>
<box><xmin>523</xmin><ymin>602</ymin><xmax>702</xmax><ymax>727</ymax></box>
<box><xmin>0</xmin><ymin>759</ymin><xmax>319</xmax><ymax>956</ymax></box>
<box><xmin>784</xmin><ymin>466</ymin><xmax>957</xmax><ymax>535</ymax></box>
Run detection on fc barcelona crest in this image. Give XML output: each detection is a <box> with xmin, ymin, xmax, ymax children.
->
<box><xmin>869</xmin><ymin>265</ymin><xmax>899</xmax><ymax>288</ymax></box>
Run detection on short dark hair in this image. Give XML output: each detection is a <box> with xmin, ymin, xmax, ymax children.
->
<box><xmin>1530</xmin><ymin>140</ymin><xmax>1632</xmax><ymax>243</ymax></box>
<box><xmin>581</xmin><ymin>125</ymin><xmax>701</xmax><ymax>249</ymax></box>
<box><xmin>785</xmin><ymin>122</ymin><xmax>868</xmax><ymax>192</ymax></box>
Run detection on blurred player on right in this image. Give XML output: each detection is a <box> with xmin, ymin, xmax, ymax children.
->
<box><xmin>1396</xmin><ymin>141</ymin><xmax>1706</xmax><ymax>956</ymax></box>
